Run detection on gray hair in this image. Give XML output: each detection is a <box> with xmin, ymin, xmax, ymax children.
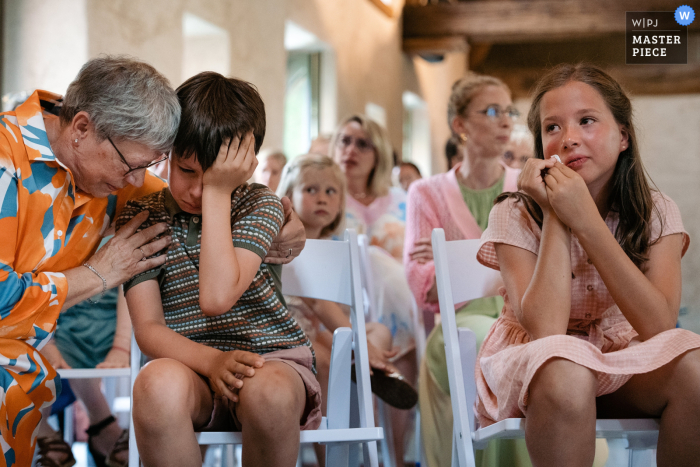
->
<box><xmin>60</xmin><ymin>55</ymin><xmax>180</xmax><ymax>153</ymax></box>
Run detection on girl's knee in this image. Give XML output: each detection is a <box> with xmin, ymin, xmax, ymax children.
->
<box><xmin>529</xmin><ymin>359</ymin><xmax>597</xmax><ymax>417</ymax></box>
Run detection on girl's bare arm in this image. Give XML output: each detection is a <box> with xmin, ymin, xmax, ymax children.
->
<box><xmin>496</xmin><ymin>208</ymin><xmax>572</xmax><ymax>340</ymax></box>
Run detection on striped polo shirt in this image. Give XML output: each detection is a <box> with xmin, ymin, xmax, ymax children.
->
<box><xmin>117</xmin><ymin>184</ymin><xmax>313</xmax><ymax>362</ymax></box>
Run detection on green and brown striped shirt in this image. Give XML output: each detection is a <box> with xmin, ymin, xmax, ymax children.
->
<box><xmin>117</xmin><ymin>185</ymin><xmax>313</xmax><ymax>363</ymax></box>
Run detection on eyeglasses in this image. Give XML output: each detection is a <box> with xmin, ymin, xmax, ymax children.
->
<box><xmin>107</xmin><ymin>136</ymin><xmax>169</xmax><ymax>177</ymax></box>
<box><xmin>337</xmin><ymin>135</ymin><xmax>374</xmax><ymax>153</ymax></box>
<box><xmin>477</xmin><ymin>105</ymin><xmax>520</xmax><ymax>122</ymax></box>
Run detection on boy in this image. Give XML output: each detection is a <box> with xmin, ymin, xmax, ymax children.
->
<box><xmin>117</xmin><ymin>72</ymin><xmax>321</xmax><ymax>467</ymax></box>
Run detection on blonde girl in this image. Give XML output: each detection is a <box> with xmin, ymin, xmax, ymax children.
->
<box><xmin>277</xmin><ymin>154</ymin><xmax>417</xmax><ymax>464</ymax></box>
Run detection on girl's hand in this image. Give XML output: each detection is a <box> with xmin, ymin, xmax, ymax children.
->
<box><xmin>96</xmin><ymin>346</ymin><xmax>130</xmax><ymax>368</ymax></box>
<box><xmin>367</xmin><ymin>342</ymin><xmax>399</xmax><ymax>375</ymax></box>
<box><xmin>42</xmin><ymin>341</ymin><xmax>71</xmax><ymax>369</ymax></box>
<box><xmin>543</xmin><ymin>162</ymin><xmax>599</xmax><ymax>233</ymax></box>
<box><xmin>207</xmin><ymin>350</ymin><xmax>265</xmax><ymax>402</ymax></box>
<box><xmin>203</xmin><ymin>133</ymin><xmax>258</xmax><ymax>196</ymax></box>
<box><xmin>409</xmin><ymin>238</ymin><xmax>433</xmax><ymax>264</ymax></box>
<box><xmin>517</xmin><ymin>157</ymin><xmax>557</xmax><ymax>210</ymax></box>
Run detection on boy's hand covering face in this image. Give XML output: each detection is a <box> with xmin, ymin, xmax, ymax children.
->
<box><xmin>202</xmin><ymin>133</ymin><xmax>258</xmax><ymax>195</ymax></box>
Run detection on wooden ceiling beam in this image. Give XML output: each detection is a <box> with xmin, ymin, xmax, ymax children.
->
<box><xmin>403</xmin><ymin>0</ymin><xmax>700</xmax><ymax>47</ymax></box>
<box><xmin>483</xmin><ymin>63</ymin><xmax>700</xmax><ymax>99</ymax></box>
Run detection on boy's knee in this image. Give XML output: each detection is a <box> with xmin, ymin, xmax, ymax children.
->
<box><xmin>529</xmin><ymin>358</ymin><xmax>596</xmax><ymax>418</ymax></box>
<box><xmin>134</xmin><ymin>359</ymin><xmax>194</xmax><ymax>417</ymax></box>
<box><xmin>238</xmin><ymin>363</ymin><xmax>305</xmax><ymax>428</ymax></box>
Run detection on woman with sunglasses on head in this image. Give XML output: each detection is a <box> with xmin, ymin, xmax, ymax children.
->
<box><xmin>404</xmin><ymin>73</ymin><xmax>539</xmax><ymax>467</ymax></box>
<box><xmin>330</xmin><ymin>115</ymin><xmax>418</xmax><ymax>465</ymax></box>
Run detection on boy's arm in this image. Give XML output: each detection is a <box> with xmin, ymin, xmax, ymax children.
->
<box><xmin>126</xmin><ymin>279</ymin><xmax>263</xmax><ymax>400</ymax></box>
<box><xmin>200</xmin><ymin>134</ymin><xmax>260</xmax><ymax>316</ymax></box>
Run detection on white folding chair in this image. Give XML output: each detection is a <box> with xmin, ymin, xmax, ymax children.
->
<box><xmin>56</xmin><ymin>332</ymin><xmax>141</xmax><ymax>466</ymax></box>
<box><xmin>431</xmin><ymin>228</ymin><xmax>660</xmax><ymax>467</ymax></box>
<box><xmin>129</xmin><ymin>229</ymin><xmax>383</xmax><ymax>467</ymax></box>
<box><xmin>357</xmin><ymin>234</ymin><xmax>424</xmax><ymax>467</ymax></box>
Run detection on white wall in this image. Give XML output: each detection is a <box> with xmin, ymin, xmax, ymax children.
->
<box><xmin>634</xmin><ymin>94</ymin><xmax>700</xmax><ymax>331</ymax></box>
<box><xmin>3</xmin><ymin>0</ymin><xmax>88</xmax><ymax>96</ymax></box>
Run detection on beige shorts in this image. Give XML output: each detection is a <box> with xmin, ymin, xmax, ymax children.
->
<box><xmin>199</xmin><ymin>346</ymin><xmax>322</xmax><ymax>432</ymax></box>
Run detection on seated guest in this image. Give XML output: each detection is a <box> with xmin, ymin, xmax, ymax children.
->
<box><xmin>502</xmin><ymin>123</ymin><xmax>534</xmax><ymax>169</ymax></box>
<box><xmin>0</xmin><ymin>56</ymin><xmax>180</xmax><ymax>463</ymax></box>
<box><xmin>120</xmin><ymin>72</ymin><xmax>318</xmax><ymax>467</ymax></box>
<box><xmin>398</xmin><ymin>161</ymin><xmax>422</xmax><ymax>192</ymax></box>
<box><xmin>330</xmin><ymin>114</ymin><xmax>416</xmax><ymax>464</ymax></box>
<box><xmin>404</xmin><ymin>73</ymin><xmax>529</xmax><ymax>467</ymax></box>
<box><xmin>253</xmin><ymin>148</ymin><xmax>287</xmax><ymax>192</ymax></box>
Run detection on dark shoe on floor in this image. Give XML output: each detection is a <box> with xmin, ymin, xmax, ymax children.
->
<box><xmin>351</xmin><ymin>364</ymin><xmax>418</xmax><ymax>410</ymax></box>
<box><xmin>86</xmin><ymin>415</ymin><xmax>117</xmax><ymax>467</ymax></box>
<box><xmin>35</xmin><ymin>435</ymin><xmax>76</xmax><ymax>467</ymax></box>
<box><xmin>105</xmin><ymin>429</ymin><xmax>129</xmax><ymax>467</ymax></box>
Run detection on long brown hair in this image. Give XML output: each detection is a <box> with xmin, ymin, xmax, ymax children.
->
<box><xmin>497</xmin><ymin>63</ymin><xmax>661</xmax><ymax>267</ymax></box>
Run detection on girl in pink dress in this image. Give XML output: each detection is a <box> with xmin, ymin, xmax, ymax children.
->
<box><xmin>475</xmin><ymin>63</ymin><xmax>700</xmax><ymax>467</ymax></box>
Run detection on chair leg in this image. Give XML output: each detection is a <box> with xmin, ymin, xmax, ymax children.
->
<box><xmin>327</xmin><ymin>444</ymin><xmax>350</xmax><ymax>467</ymax></box>
<box><xmin>628</xmin><ymin>448</ymin><xmax>654</xmax><ymax>467</ymax></box>
<box><xmin>451</xmin><ymin>431</ymin><xmax>460</xmax><ymax>467</ymax></box>
<box><xmin>378</xmin><ymin>401</ymin><xmax>396</xmax><ymax>467</ymax></box>
<box><xmin>362</xmin><ymin>440</ymin><xmax>380</xmax><ymax>467</ymax></box>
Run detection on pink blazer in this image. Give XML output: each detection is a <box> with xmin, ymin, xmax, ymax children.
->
<box><xmin>403</xmin><ymin>163</ymin><xmax>519</xmax><ymax>313</ymax></box>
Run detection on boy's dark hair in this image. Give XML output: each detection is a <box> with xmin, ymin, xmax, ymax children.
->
<box><xmin>173</xmin><ymin>72</ymin><xmax>266</xmax><ymax>171</ymax></box>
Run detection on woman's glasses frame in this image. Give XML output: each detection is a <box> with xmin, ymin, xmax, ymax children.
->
<box><xmin>107</xmin><ymin>136</ymin><xmax>169</xmax><ymax>177</ymax></box>
<box><xmin>476</xmin><ymin>105</ymin><xmax>520</xmax><ymax>122</ymax></box>
<box><xmin>336</xmin><ymin>135</ymin><xmax>375</xmax><ymax>153</ymax></box>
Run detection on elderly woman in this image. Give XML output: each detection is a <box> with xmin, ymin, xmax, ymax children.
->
<box><xmin>404</xmin><ymin>73</ymin><xmax>526</xmax><ymax>467</ymax></box>
<box><xmin>330</xmin><ymin>114</ymin><xmax>417</xmax><ymax>464</ymax></box>
<box><xmin>0</xmin><ymin>56</ymin><xmax>303</xmax><ymax>464</ymax></box>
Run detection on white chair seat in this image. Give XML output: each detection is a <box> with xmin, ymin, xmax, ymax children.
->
<box><xmin>472</xmin><ymin>418</ymin><xmax>659</xmax><ymax>447</ymax></box>
<box><xmin>196</xmin><ymin>417</ymin><xmax>383</xmax><ymax>445</ymax></box>
<box><xmin>431</xmin><ymin>229</ymin><xmax>660</xmax><ymax>467</ymax></box>
<box><xmin>57</xmin><ymin>368</ymin><xmax>131</xmax><ymax>379</ymax></box>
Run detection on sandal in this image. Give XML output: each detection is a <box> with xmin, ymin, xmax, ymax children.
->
<box><xmin>106</xmin><ymin>429</ymin><xmax>129</xmax><ymax>467</ymax></box>
<box><xmin>35</xmin><ymin>435</ymin><xmax>76</xmax><ymax>467</ymax></box>
<box><xmin>86</xmin><ymin>415</ymin><xmax>118</xmax><ymax>467</ymax></box>
<box><xmin>351</xmin><ymin>364</ymin><xmax>418</xmax><ymax>410</ymax></box>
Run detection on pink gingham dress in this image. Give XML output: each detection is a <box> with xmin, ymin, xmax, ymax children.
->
<box><xmin>474</xmin><ymin>192</ymin><xmax>700</xmax><ymax>427</ymax></box>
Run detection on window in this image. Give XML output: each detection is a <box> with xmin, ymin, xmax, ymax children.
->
<box><xmin>402</xmin><ymin>92</ymin><xmax>431</xmax><ymax>176</ymax></box>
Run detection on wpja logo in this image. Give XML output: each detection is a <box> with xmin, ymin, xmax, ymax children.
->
<box><xmin>626</xmin><ymin>6</ymin><xmax>694</xmax><ymax>64</ymax></box>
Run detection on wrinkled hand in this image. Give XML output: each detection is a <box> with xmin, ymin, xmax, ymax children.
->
<box><xmin>264</xmin><ymin>197</ymin><xmax>306</xmax><ymax>264</ymax></box>
<box><xmin>96</xmin><ymin>347</ymin><xmax>130</xmax><ymax>368</ymax></box>
<box><xmin>93</xmin><ymin>211</ymin><xmax>171</xmax><ymax>289</ymax></box>
<box><xmin>517</xmin><ymin>157</ymin><xmax>557</xmax><ymax>210</ymax></box>
<box><xmin>42</xmin><ymin>341</ymin><xmax>71</xmax><ymax>369</ymax></box>
<box><xmin>207</xmin><ymin>350</ymin><xmax>265</xmax><ymax>402</ymax></box>
<box><xmin>367</xmin><ymin>342</ymin><xmax>399</xmax><ymax>375</ymax></box>
<box><xmin>543</xmin><ymin>162</ymin><xmax>598</xmax><ymax>233</ymax></box>
<box><xmin>409</xmin><ymin>238</ymin><xmax>433</xmax><ymax>264</ymax></box>
<box><xmin>203</xmin><ymin>134</ymin><xmax>258</xmax><ymax>195</ymax></box>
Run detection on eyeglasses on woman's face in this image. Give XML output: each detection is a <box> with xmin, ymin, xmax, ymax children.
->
<box><xmin>107</xmin><ymin>136</ymin><xmax>169</xmax><ymax>177</ymax></box>
<box><xmin>477</xmin><ymin>105</ymin><xmax>520</xmax><ymax>122</ymax></box>
<box><xmin>336</xmin><ymin>135</ymin><xmax>374</xmax><ymax>153</ymax></box>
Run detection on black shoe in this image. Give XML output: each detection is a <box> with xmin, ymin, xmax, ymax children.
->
<box><xmin>86</xmin><ymin>415</ymin><xmax>117</xmax><ymax>467</ymax></box>
<box><xmin>351</xmin><ymin>364</ymin><xmax>418</xmax><ymax>410</ymax></box>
